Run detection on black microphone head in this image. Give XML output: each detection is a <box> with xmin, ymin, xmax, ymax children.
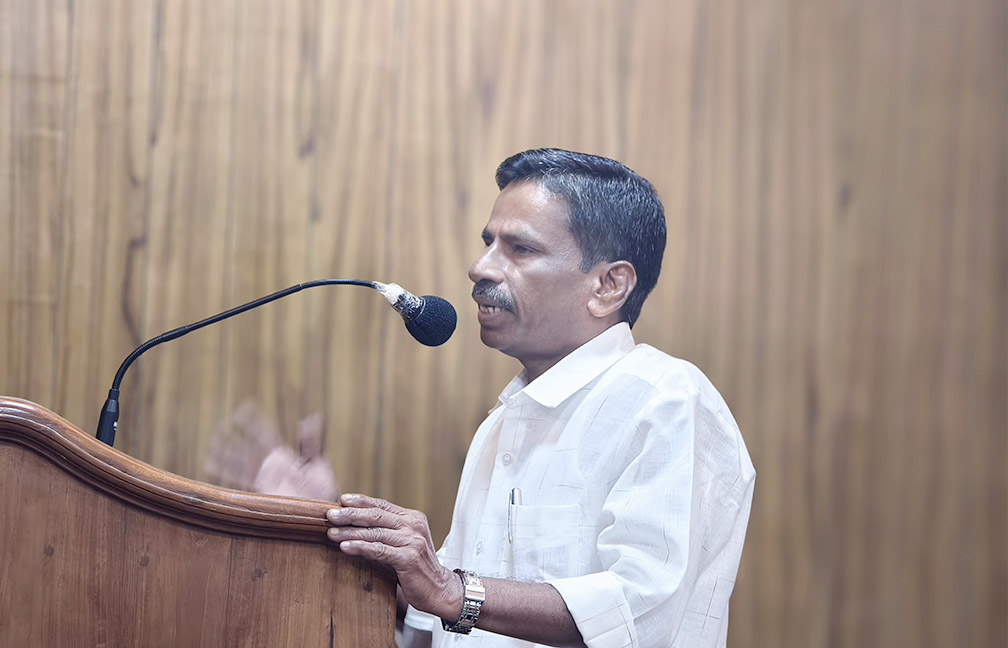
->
<box><xmin>404</xmin><ymin>295</ymin><xmax>457</xmax><ymax>346</ymax></box>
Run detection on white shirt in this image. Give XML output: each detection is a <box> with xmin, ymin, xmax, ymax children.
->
<box><xmin>405</xmin><ymin>323</ymin><xmax>755</xmax><ymax>648</ymax></box>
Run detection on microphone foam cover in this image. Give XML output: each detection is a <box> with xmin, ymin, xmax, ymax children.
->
<box><xmin>405</xmin><ymin>296</ymin><xmax>457</xmax><ymax>346</ymax></box>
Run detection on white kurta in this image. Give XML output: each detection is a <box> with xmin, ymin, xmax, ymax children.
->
<box><xmin>405</xmin><ymin>323</ymin><xmax>755</xmax><ymax>648</ymax></box>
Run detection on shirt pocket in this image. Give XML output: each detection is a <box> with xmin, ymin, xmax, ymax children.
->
<box><xmin>510</xmin><ymin>503</ymin><xmax>584</xmax><ymax>582</ymax></box>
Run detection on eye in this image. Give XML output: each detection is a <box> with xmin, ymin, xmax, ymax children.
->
<box><xmin>481</xmin><ymin>233</ymin><xmax>493</xmax><ymax>247</ymax></box>
<box><xmin>513</xmin><ymin>244</ymin><xmax>533</xmax><ymax>254</ymax></box>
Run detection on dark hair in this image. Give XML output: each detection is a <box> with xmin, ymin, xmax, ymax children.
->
<box><xmin>495</xmin><ymin>148</ymin><xmax>666</xmax><ymax>327</ymax></box>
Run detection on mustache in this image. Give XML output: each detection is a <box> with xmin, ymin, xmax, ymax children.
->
<box><xmin>471</xmin><ymin>280</ymin><xmax>515</xmax><ymax>312</ymax></box>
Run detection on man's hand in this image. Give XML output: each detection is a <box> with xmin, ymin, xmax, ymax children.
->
<box><xmin>326</xmin><ymin>494</ymin><xmax>461</xmax><ymax>621</ymax></box>
<box><xmin>327</xmin><ymin>494</ymin><xmax>586</xmax><ymax>647</ymax></box>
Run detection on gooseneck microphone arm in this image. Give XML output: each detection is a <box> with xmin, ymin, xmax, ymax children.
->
<box><xmin>95</xmin><ymin>278</ymin><xmax>456</xmax><ymax>447</ymax></box>
<box><xmin>110</xmin><ymin>279</ymin><xmax>375</xmax><ymax>391</ymax></box>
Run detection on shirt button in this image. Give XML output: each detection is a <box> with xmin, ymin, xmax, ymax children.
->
<box><xmin>502</xmin><ymin>453</ymin><xmax>512</xmax><ymax>466</ymax></box>
<box><xmin>475</xmin><ymin>541</ymin><xmax>484</xmax><ymax>555</ymax></box>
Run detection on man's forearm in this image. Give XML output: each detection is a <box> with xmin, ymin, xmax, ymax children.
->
<box><xmin>440</xmin><ymin>576</ymin><xmax>586</xmax><ymax>648</ymax></box>
<box><xmin>326</xmin><ymin>496</ymin><xmax>587</xmax><ymax>646</ymax></box>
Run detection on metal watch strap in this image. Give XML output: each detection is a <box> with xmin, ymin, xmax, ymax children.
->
<box><xmin>442</xmin><ymin>569</ymin><xmax>485</xmax><ymax>634</ymax></box>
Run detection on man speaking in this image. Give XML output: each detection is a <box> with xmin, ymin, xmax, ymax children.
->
<box><xmin>326</xmin><ymin>149</ymin><xmax>755</xmax><ymax>647</ymax></box>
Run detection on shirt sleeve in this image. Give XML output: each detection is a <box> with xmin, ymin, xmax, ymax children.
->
<box><xmin>547</xmin><ymin>388</ymin><xmax>755</xmax><ymax>648</ymax></box>
<box><xmin>403</xmin><ymin>604</ymin><xmax>436</xmax><ymax>634</ymax></box>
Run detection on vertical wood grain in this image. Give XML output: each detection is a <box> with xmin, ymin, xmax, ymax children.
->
<box><xmin>1</xmin><ymin>1</ymin><xmax>1004</xmax><ymax>646</ymax></box>
<box><xmin>128</xmin><ymin>0</ymin><xmax>238</xmax><ymax>471</ymax></box>
<box><xmin>51</xmin><ymin>0</ymin><xmax>154</xmax><ymax>459</ymax></box>
<box><xmin>3</xmin><ymin>0</ymin><xmax>71</xmax><ymax>412</ymax></box>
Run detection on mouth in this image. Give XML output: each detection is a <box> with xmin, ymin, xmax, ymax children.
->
<box><xmin>475</xmin><ymin>300</ymin><xmax>510</xmax><ymax>328</ymax></box>
<box><xmin>478</xmin><ymin>303</ymin><xmax>506</xmax><ymax>315</ymax></box>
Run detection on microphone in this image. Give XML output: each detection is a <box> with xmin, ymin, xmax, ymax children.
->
<box><xmin>373</xmin><ymin>282</ymin><xmax>458</xmax><ymax>347</ymax></box>
<box><xmin>95</xmin><ymin>279</ymin><xmax>457</xmax><ymax>447</ymax></box>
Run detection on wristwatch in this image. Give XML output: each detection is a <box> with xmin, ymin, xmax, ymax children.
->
<box><xmin>442</xmin><ymin>569</ymin><xmax>485</xmax><ymax>634</ymax></box>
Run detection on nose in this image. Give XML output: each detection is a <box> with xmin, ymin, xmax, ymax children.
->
<box><xmin>468</xmin><ymin>243</ymin><xmax>502</xmax><ymax>284</ymax></box>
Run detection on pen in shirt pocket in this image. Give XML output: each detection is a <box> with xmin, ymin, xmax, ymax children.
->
<box><xmin>508</xmin><ymin>487</ymin><xmax>522</xmax><ymax>544</ymax></box>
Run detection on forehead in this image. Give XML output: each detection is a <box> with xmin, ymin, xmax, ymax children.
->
<box><xmin>484</xmin><ymin>181</ymin><xmax>572</xmax><ymax>242</ymax></box>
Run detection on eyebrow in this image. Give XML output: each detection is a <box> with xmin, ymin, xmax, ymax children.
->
<box><xmin>482</xmin><ymin>227</ymin><xmax>544</xmax><ymax>248</ymax></box>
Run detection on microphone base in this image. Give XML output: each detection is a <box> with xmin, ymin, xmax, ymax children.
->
<box><xmin>96</xmin><ymin>390</ymin><xmax>120</xmax><ymax>446</ymax></box>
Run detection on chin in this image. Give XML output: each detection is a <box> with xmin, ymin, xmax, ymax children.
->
<box><xmin>479</xmin><ymin>329</ymin><xmax>516</xmax><ymax>356</ymax></box>
<box><xmin>479</xmin><ymin>328</ymin><xmax>503</xmax><ymax>349</ymax></box>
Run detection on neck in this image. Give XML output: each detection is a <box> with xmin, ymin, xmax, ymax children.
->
<box><xmin>520</xmin><ymin>359</ymin><xmax>555</xmax><ymax>384</ymax></box>
<box><xmin>519</xmin><ymin>319</ymin><xmax>624</xmax><ymax>383</ymax></box>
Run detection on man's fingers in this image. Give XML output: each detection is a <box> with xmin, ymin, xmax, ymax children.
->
<box><xmin>327</xmin><ymin>525</ymin><xmax>404</xmax><ymax>546</ymax></box>
<box><xmin>333</xmin><ymin>538</ymin><xmax>397</xmax><ymax>563</ymax></box>
<box><xmin>339</xmin><ymin>493</ymin><xmax>401</xmax><ymax>511</ymax></box>
<box><xmin>322</xmin><ymin>494</ymin><xmax>449</xmax><ymax>617</ymax></box>
<box><xmin>327</xmin><ymin>503</ymin><xmax>403</xmax><ymax>529</ymax></box>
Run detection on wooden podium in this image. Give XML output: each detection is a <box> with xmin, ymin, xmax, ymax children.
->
<box><xmin>0</xmin><ymin>397</ymin><xmax>396</xmax><ymax>646</ymax></box>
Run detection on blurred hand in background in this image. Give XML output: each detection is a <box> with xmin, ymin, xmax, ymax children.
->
<box><xmin>205</xmin><ymin>401</ymin><xmax>339</xmax><ymax>502</ymax></box>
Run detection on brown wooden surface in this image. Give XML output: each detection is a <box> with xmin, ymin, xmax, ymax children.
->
<box><xmin>0</xmin><ymin>397</ymin><xmax>396</xmax><ymax>646</ymax></box>
<box><xmin>1</xmin><ymin>1</ymin><xmax>1004</xmax><ymax>647</ymax></box>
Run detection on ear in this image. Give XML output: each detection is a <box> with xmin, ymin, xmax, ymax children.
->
<box><xmin>587</xmin><ymin>261</ymin><xmax>637</xmax><ymax>320</ymax></box>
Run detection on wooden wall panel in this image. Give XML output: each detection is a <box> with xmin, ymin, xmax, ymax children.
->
<box><xmin>131</xmin><ymin>0</ymin><xmax>239</xmax><ymax>472</ymax></box>
<box><xmin>53</xmin><ymin>0</ymin><xmax>154</xmax><ymax>465</ymax></box>
<box><xmin>2</xmin><ymin>1</ymin><xmax>1004</xmax><ymax>647</ymax></box>
<box><xmin>4</xmin><ymin>1</ymin><xmax>71</xmax><ymax>415</ymax></box>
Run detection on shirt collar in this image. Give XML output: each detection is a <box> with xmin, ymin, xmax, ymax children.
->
<box><xmin>497</xmin><ymin>322</ymin><xmax>636</xmax><ymax>409</ymax></box>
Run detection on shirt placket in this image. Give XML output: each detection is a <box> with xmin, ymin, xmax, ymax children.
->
<box><xmin>469</xmin><ymin>398</ymin><xmax>526</xmax><ymax>577</ymax></box>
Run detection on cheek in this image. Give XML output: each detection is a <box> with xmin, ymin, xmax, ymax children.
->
<box><xmin>526</xmin><ymin>278</ymin><xmax>588</xmax><ymax>322</ymax></box>
<box><xmin>513</xmin><ymin>260</ymin><xmax>590</xmax><ymax>313</ymax></box>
